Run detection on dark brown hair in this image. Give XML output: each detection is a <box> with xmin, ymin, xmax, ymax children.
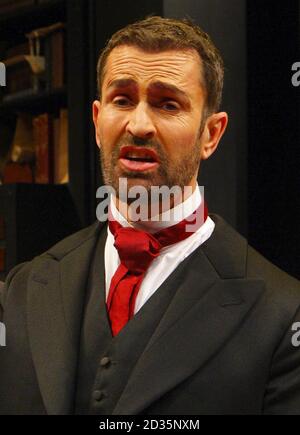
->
<box><xmin>97</xmin><ymin>16</ymin><xmax>224</xmax><ymax>114</ymax></box>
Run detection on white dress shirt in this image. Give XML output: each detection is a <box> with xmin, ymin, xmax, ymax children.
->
<box><xmin>105</xmin><ymin>185</ymin><xmax>215</xmax><ymax>314</ymax></box>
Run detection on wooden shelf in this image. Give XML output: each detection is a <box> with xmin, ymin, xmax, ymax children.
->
<box><xmin>0</xmin><ymin>87</ymin><xmax>67</xmax><ymax>114</ymax></box>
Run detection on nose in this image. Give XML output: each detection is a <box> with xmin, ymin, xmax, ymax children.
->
<box><xmin>125</xmin><ymin>102</ymin><xmax>156</xmax><ymax>139</ymax></box>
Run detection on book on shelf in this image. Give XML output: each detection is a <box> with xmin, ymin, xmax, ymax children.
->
<box><xmin>33</xmin><ymin>109</ymin><xmax>69</xmax><ymax>184</ymax></box>
<box><xmin>10</xmin><ymin>113</ymin><xmax>35</xmax><ymax>164</ymax></box>
<box><xmin>53</xmin><ymin>108</ymin><xmax>68</xmax><ymax>184</ymax></box>
<box><xmin>3</xmin><ymin>162</ymin><xmax>34</xmax><ymax>184</ymax></box>
<box><xmin>1</xmin><ymin>113</ymin><xmax>35</xmax><ymax>184</ymax></box>
<box><xmin>1</xmin><ymin>110</ymin><xmax>68</xmax><ymax>185</ymax></box>
<box><xmin>33</xmin><ymin>113</ymin><xmax>53</xmax><ymax>184</ymax></box>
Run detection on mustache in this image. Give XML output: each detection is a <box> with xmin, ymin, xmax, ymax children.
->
<box><xmin>114</xmin><ymin>135</ymin><xmax>164</xmax><ymax>158</ymax></box>
<box><xmin>119</xmin><ymin>135</ymin><xmax>159</xmax><ymax>148</ymax></box>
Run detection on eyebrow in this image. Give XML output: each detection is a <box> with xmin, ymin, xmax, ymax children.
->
<box><xmin>106</xmin><ymin>78</ymin><xmax>190</xmax><ymax>104</ymax></box>
<box><xmin>148</xmin><ymin>80</ymin><xmax>190</xmax><ymax>103</ymax></box>
<box><xmin>107</xmin><ymin>78</ymin><xmax>137</xmax><ymax>91</ymax></box>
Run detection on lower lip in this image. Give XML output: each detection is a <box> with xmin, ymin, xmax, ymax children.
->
<box><xmin>119</xmin><ymin>158</ymin><xmax>159</xmax><ymax>172</ymax></box>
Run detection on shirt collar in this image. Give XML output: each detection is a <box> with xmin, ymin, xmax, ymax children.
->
<box><xmin>109</xmin><ymin>184</ymin><xmax>202</xmax><ymax>234</ymax></box>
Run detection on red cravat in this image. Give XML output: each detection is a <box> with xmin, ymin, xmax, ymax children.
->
<box><xmin>107</xmin><ymin>202</ymin><xmax>208</xmax><ymax>336</ymax></box>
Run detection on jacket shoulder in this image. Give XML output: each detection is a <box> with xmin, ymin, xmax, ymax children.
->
<box><xmin>208</xmin><ymin>213</ymin><xmax>300</xmax><ymax>311</ymax></box>
<box><xmin>247</xmin><ymin>243</ymin><xmax>300</xmax><ymax>307</ymax></box>
<box><xmin>45</xmin><ymin>221</ymin><xmax>103</xmax><ymax>260</ymax></box>
<box><xmin>0</xmin><ymin>221</ymin><xmax>104</xmax><ymax>313</ymax></box>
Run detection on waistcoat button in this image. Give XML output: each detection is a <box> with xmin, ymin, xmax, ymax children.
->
<box><xmin>100</xmin><ymin>356</ymin><xmax>111</xmax><ymax>367</ymax></box>
<box><xmin>93</xmin><ymin>390</ymin><xmax>105</xmax><ymax>402</ymax></box>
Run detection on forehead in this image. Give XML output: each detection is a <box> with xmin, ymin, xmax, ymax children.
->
<box><xmin>102</xmin><ymin>45</ymin><xmax>204</xmax><ymax>93</ymax></box>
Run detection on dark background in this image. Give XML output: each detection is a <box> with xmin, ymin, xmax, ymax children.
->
<box><xmin>0</xmin><ymin>0</ymin><xmax>299</xmax><ymax>279</ymax></box>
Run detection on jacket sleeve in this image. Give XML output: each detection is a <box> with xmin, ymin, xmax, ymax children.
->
<box><xmin>263</xmin><ymin>305</ymin><xmax>300</xmax><ymax>414</ymax></box>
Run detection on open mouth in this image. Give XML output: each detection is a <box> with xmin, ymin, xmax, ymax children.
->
<box><xmin>119</xmin><ymin>146</ymin><xmax>159</xmax><ymax>162</ymax></box>
<box><xmin>124</xmin><ymin>156</ymin><xmax>156</xmax><ymax>162</ymax></box>
<box><xmin>119</xmin><ymin>146</ymin><xmax>160</xmax><ymax>171</ymax></box>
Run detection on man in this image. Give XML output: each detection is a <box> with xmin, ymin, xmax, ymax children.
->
<box><xmin>1</xmin><ymin>16</ymin><xmax>300</xmax><ymax>415</ymax></box>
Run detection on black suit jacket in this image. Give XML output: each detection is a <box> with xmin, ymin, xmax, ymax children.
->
<box><xmin>1</xmin><ymin>214</ymin><xmax>300</xmax><ymax>415</ymax></box>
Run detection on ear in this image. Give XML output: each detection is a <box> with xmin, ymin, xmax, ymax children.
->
<box><xmin>200</xmin><ymin>112</ymin><xmax>228</xmax><ymax>160</ymax></box>
<box><xmin>92</xmin><ymin>100</ymin><xmax>102</xmax><ymax>148</ymax></box>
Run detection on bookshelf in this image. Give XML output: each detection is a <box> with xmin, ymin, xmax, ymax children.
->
<box><xmin>0</xmin><ymin>0</ymin><xmax>164</xmax><ymax>278</ymax></box>
<box><xmin>0</xmin><ymin>0</ymin><xmax>75</xmax><ymax>278</ymax></box>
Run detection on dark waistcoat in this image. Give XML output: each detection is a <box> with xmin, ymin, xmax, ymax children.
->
<box><xmin>74</xmin><ymin>225</ymin><xmax>185</xmax><ymax>415</ymax></box>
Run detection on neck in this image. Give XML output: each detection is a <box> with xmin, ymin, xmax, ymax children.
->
<box><xmin>115</xmin><ymin>180</ymin><xmax>197</xmax><ymax>224</ymax></box>
<box><xmin>110</xmin><ymin>179</ymin><xmax>202</xmax><ymax>234</ymax></box>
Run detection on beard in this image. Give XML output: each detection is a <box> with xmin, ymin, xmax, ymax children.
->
<box><xmin>99</xmin><ymin>133</ymin><xmax>202</xmax><ymax>206</ymax></box>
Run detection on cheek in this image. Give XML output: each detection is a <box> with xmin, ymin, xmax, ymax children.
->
<box><xmin>98</xmin><ymin>109</ymin><xmax>126</xmax><ymax>146</ymax></box>
<box><xmin>160</xmin><ymin>120</ymin><xmax>199</xmax><ymax>156</ymax></box>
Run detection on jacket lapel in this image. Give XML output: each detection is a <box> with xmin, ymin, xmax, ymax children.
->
<box><xmin>113</xmin><ymin>215</ymin><xmax>266</xmax><ymax>415</ymax></box>
<box><xmin>27</xmin><ymin>222</ymin><xmax>103</xmax><ymax>415</ymax></box>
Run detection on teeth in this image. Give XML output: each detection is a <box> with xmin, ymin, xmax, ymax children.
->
<box><xmin>126</xmin><ymin>153</ymin><xmax>149</xmax><ymax>159</ymax></box>
<box><xmin>125</xmin><ymin>153</ymin><xmax>154</xmax><ymax>161</ymax></box>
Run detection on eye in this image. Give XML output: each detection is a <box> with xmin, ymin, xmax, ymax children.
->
<box><xmin>160</xmin><ymin>101</ymin><xmax>180</xmax><ymax>111</ymax></box>
<box><xmin>112</xmin><ymin>96</ymin><xmax>131</xmax><ymax>107</ymax></box>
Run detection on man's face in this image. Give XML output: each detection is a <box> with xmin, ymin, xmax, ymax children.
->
<box><xmin>93</xmin><ymin>45</ymin><xmax>208</xmax><ymax>197</ymax></box>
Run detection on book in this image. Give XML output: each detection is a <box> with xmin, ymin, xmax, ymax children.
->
<box><xmin>10</xmin><ymin>114</ymin><xmax>35</xmax><ymax>164</ymax></box>
<box><xmin>33</xmin><ymin>113</ymin><xmax>53</xmax><ymax>184</ymax></box>
<box><xmin>1</xmin><ymin>114</ymin><xmax>36</xmax><ymax>184</ymax></box>
<box><xmin>53</xmin><ymin>108</ymin><xmax>68</xmax><ymax>184</ymax></box>
<box><xmin>3</xmin><ymin>110</ymin><xmax>68</xmax><ymax>186</ymax></box>
<box><xmin>3</xmin><ymin>162</ymin><xmax>34</xmax><ymax>183</ymax></box>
